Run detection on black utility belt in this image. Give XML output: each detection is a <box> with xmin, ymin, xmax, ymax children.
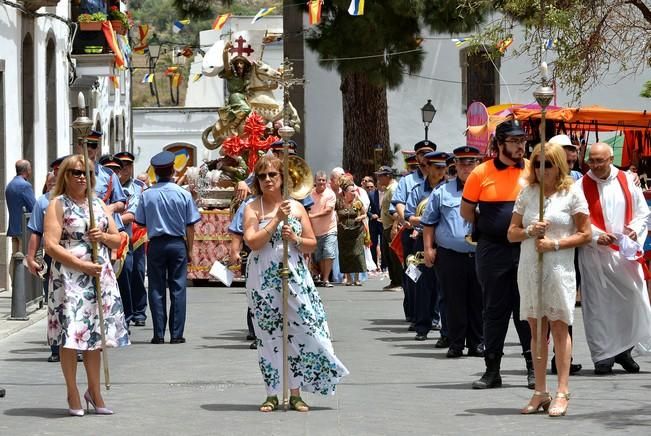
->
<box><xmin>437</xmin><ymin>246</ymin><xmax>475</xmax><ymax>258</ymax></box>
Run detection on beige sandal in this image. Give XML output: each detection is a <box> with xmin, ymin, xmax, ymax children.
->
<box><xmin>520</xmin><ymin>391</ymin><xmax>552</xmax><ymax>414</ymax></box>
<box><xmin>548</xmin><ymin>392</ymin><xmax>570</xmax><ymax>417</ymax></box>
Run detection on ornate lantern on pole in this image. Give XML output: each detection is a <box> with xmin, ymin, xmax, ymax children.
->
<box><xmin>421</xmin><ymin>99</ymin><xmax>437</xmax><ymax>141</ymax></box>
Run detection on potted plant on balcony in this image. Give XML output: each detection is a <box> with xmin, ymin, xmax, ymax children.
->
<box><xmin>108</xmin><ymin>6</ymin><xmax>130</xmax><ymax>35</ymax></box>
<box><xmin>78</xmin><ymin>12</ymin><xmax>107</xmax><ymax>31</ymax></box>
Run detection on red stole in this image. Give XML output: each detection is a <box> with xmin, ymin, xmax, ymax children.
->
<box><xmin>582</xmin><ymin>171</ymin><xmax>650</xmax><ymax>279</ymax></box>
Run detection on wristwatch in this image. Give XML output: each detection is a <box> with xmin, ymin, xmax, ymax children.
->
<box><xmin>553</xmin><ymin>239</ymin><xmax>560</xmax><ymax>251</ymax></box>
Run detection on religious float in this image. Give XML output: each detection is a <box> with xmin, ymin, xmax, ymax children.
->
<box><xmin>179</xmin><ymin>30</ymin><xmax>304</xmax><ymax>283</ymax></box>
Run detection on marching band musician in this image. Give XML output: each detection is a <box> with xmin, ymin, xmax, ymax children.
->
<box><xmin>422</xmin><ymin>147</ymin><xmax>484</xmax><ymax>358</ymax></box>
<box><xmin>404</xmin><ymin>151</ymin><xmax>448</xmax><ymax>342</ymax></box>
<box><xmin>391</xmin><ymin>141</ymin><xmax>434</xmax><ymax>328</ymax></box>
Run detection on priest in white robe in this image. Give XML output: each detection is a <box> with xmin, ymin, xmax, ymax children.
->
<box><xmin>576</xmin><ymin>142</ymin><xmax>651</xmax><ymax>374</ymax></box>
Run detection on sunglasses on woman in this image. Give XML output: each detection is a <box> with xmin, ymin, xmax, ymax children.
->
<box><xmin>257</xmin><ymin>171</ymin><xmax>279</xmax><ymax>180</ymax></box>
<box><xmin>532</xmin><ymin>161</ymin><xmax>554</xmax><ymax>169</ymax></box>
<box><xmin>68</xmin><ymin>169</ymin><xmax>86</xmax><ymax>178</ymax></box>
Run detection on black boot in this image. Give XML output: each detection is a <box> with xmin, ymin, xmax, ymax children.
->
<box><xmin>615</xmin><ymin>348</ymin><xmax>640</xmax><ymax>373</ymax></box>
<box><xmin>472</xmin><ymin>353</ymin><xmax>502</xmax><ymax>389</ymax></box>
<box><xmin>524</xmin><ymin>351</ymin><xmax>535</xmax><ymax>390</ymax></box>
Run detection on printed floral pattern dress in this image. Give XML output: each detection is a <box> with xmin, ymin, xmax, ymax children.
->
<box><xmin>246</xmin><ymin>211</ymin><xmax>349</xmax><ymax>396</ymax></box>
<box><xmin>47</xmin><ymin>195</ymin><xmax>130</xmax><ymax>350</ymax></box>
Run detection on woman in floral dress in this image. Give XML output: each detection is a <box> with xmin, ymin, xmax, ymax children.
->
<box><xmin>44</xmin><ymin>155</ymin><xmax>129</xmax><ymax>416</ymax></box>
<box><xmin>335</xmin><ymin>179</ymin><xmax>367</xmax><ymax>285</ymax></box>
<box><xmin>243</xmin><ymin>155</ymin><xmax>349</xmax><ymax>412</ymax></box>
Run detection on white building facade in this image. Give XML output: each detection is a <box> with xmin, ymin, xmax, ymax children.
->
<box><xmin>0</xmin><ymin>0</ymin><xmax>133</xmax><ymax>290</ymax></box>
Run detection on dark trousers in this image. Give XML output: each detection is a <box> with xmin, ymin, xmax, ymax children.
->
<box><xmin>117</xmin><ymin>250</ymin><xmax>133</xmax><ymax>325</ymax></box>
<box><xmin>44</xmin><ymin>255</ymin><xmax>58</xmax><ymax>355</ymax></box>
<box><xmin>401</xmin><ymin>229</ymin><xmax>415</xmax><ymax>320</ymax></box>
<box><xmin>475</xmin><ymin>239</ymin><xmax>531</xmax><ymax>357</ymax></box>
<box><xmin>436</xmin><ymin>247</ymin><xmax>483</xmax><ymax>351</ymax></box>
<box><xmin>414</xmin><ymin>264</ymin><xmax>438</xmax><ymax>335</ymax></box>
<box><xmin>247</xmin><ymin>308</ymin><xmax>255</xmax><ymax>337</ymax></box>
<box><xmin>382</xmin><ymin>227</ymin><xmax>402</xmax><ymax>286</ymax></box>
<box><xmin>130</xmin><ymin>244</ymin><xmax>148</xmax><ymax>321</ymax></box>
<box><xmin>147</xmin><ymin>236</ymin><xmax>188</xmax><ymax>339</ymax></box>
<box><xmin>369</xmin><ymin>220</ymin><xmax>382</xmax><ymax>268</ymax></box>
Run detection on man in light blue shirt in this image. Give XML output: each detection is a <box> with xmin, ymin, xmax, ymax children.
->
<box><xmin>135</xmin><ymin>151</ymin><xmax>201</xmax><ymax>344</ymax></box>
<box><xmin>5</xmin><ymin>159</ymin><xmax>36</xmax><ymax>281</ymax></box>
<box><xmin>422</xmin><ymin>146</ymin><xmax>484</xmax><ymax>359</ymax></box>
<box><xmin>405</xmin><ymin>151</ymin><xmax>448</xmax><ymax>342</ymax></box>
<box><xmin>391</xmin><ymin>141</ymin><xmax>433</xmax><ymax>326</ymax></box>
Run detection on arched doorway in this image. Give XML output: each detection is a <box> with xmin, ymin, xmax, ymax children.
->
<box><xmin>46</xmin><ymin>36</ymin><xmax>58</xmax><ymax>166</ymax></box>
<box><xmin>22</xmin><ymin>33</ymin><xmax>35</xmax><ymax>181</ymax></box>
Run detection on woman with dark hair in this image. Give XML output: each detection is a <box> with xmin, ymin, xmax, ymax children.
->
<box><xmin>44</xmin><ymin>155</ymin><xmax>129</xmax><ymax>416</ymax></box>
<box><xmin>243</xmin><ymin>155</ymin><xmax>349</xmax><ymax>412</ymax></box>
<box><xmin>335</xmin><ymin>178</ymin><xmax>367</xmax><ymax>285</ymax></box>
<box><xmin>508</xmin><ymin>143</ymin><xmax>591</xmax><ymax>417</ymax></box>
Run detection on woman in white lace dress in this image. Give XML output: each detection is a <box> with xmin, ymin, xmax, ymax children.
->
<box><xmin>507</xmin><ymin>143</ymin><xmax>591</xmax><ymax>417</ymax></box>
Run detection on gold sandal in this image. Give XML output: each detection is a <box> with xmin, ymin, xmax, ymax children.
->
<box><xmin>520</xmin><ymin>391</ymin><xmax>552</xmax><ymax>414</ymax></box>
<box><xmin>548</xmin><ymin>392</ymin><xmax>570</xmax><ymax>417</ymax></box>
<box><xmin>259</xmin><ymin>396</ymin><xmax>278</xmax><ymax>412</ymax></box>
<box><xmin>289</xmin><ymin>395</ymin><xmax>310</xmax><ymax>412</ymax></box>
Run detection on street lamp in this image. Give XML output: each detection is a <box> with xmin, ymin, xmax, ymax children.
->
<box><xmin>421</xmin><ymin>99</ymin><xmax>436</xmax><ymax>140</ymax></box>
<box><xmin>148</xmin><ymin>34</ymin><xmax>162</xmax><ymax>107</ymax></box>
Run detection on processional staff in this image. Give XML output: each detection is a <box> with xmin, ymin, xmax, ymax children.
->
<box><xmin>533</xmin><ymin>63</ymin><xmax>555</xmax><ymax>360</ymax></box>
<box><xmin>272</xmin><ymin>58</ymin><xmax>306</xmax><ymax>411</ymax></box>
<box><xmin>71</xmin><ymin>92</ymin><xmax>111</xmax><ymax>390</ymax></box>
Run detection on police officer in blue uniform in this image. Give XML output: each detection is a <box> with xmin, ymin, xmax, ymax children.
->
<box><xmin>26</xmin><ymin>156</ymin><xmax>67</xmax><ymax>362</ymax></box>
<box><xmin>228</xmin><ymin>196</ymin><xmax>257</xmax><ymax>348</ymax></box>
<box><xmin>115</xmin><ymin>151</ymin><xmax>148</xmax><ymax>327</ymax></box>
<box><xmin>135</xmin><ymin>151</ymin><xmax>201</xmax><ymax>344</ymax></box>
<box><xmin>404</xmin><ymin>151</ymin><xmax>448</xmax><ymax>341</ymax></box>
<box><xmin>392</xmin><ymin>140</ymin><xmax>434</xmax><ymax>326</ymax></box>
<box><xmin>422</xmin><ymin>147</ymin><xmax>484</xmax><ymax>358</ymax></box>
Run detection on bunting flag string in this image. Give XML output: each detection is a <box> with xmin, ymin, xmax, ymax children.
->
<box><xmin>110</xmin><ymin>75</ymin><xmax>120</xmax><ymax>89</ymax></box>
<box><xmin>171</xmin><ymin>73</ymin><xmax>183</xmax><ymax>88</ymax></box>
<box><xmin>142</xmin><ymin>73</ymin><xmax>154</xmax><ymax>83</ymax></box>
<box><xmin>164</xmin><ymin>66</ymin><xmax>179</xmax><ymax>76</ymax></box>
<box><xmin>252</xmin><ymin>7</ymin><xmax>276</xmax><ymax>23</ymax></box>
<box><xmin>102</xmin><ymin>21</ymin><xmax>126</xmax><ymax>69</ymax></box>
<box><xmin>542</xmin><ymin>37</ymin><xmax>556</xmax><ymax>51</ymax></box>
<box><xmin>213</xmin><ymin>13</ymin><xmax>231</xmax><ymax>30</ymax></box>
<box><xmin>348</xmin><ymin>0</ymin><xmax>365</xmax><ymax>16</ymax></box>
<box><xmin>308</xmin><ymin>0</ymin><xmax>322</xmax><ymax>25</ymax></box>
<box><xmin>496</xmin><ymin>36</ymin><xmax>513</xmax><ymax>54</ymax></box>
<box><xmin>133</xmin><ymin>24</ymin><xmax>150</xmax><ymax>54</ymax></box>
<box><xmin>173</xmin><ymin>19</ymin><xmax>191</xmax><ymax>33</ymax></box>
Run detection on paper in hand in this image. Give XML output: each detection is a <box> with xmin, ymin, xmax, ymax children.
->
<box><xmin>209</xmin><ymin>261</ymin><xmax>234</xmax><ymax>286</ymax></box>
<box><xmin>614</xmin><ymin>232</ymin><xmax>642</xmax><ymax>260</ymax></box>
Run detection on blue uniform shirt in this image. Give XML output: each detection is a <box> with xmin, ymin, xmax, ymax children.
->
<box><xmin>404</xmin><ymin>178</ymin><xmax>444</xmax><ymax>221</ymax></box>
<box><xmin>391</xmin><ymin>169</ymin><xmax>424</xmax><ymax>207</ymax></box>
<box><xmin>122</xmin><ymin>192</ymin><xmax>141</xmax><ymax>237</ymax></box>
<box><xmin>570</xmin><ymin>170</ymin><xmax>582</xmax><ymax>181</ymax></box>
<box><xmin>95</xmin><ymin>163</ymin><xmax>127</xmax><ymax>231</ymax></box>
<box><xmin>27</xmin><ymin>193</ymin><xmax>51</xmax><ymax>236</ymax></box>
<box><xmin>121</xmin><ymin>178</ymin><xmax>145</xmax><ymax>237</ymax></box>
<box><xmin>228</xmin><ymin>196</ymin><xmax>257</xmax><ymax>235</ymax></box>
<box><xmin>5</xmin><ymin>175</ymin><xmax>36</xmax><ymax>236</ymax></box>
<box><xmin>134</xmin><ymin>180</ymin><xmax>201</xmax><ymax>238</ymax></box>
<box><xmin>421</xmin><ymin>179</ymin><xmax>475</xmax><ymax>253</ymax></box>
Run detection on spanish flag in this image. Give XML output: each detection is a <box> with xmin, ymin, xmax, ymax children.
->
<box><xmin>102</xmin><ymin>21</ymin><xmax>125</xmax><ymax>68</ymax></box>
<box><xmin>347</xmin><ymin>0</ymin><xmax>364</xmax><ymax>16</ymax></box>
<box><xmin>212</xmin><ymin>13</ymin><xmax>231</xmax><ymax>30</ymax></box>
<box><xmin>133</xmin><ymin>24</ymin><xmax>149</xmax><ymax>54</ymax></box>
<box><xmin>308</xmin><ymin>1</ymin><xmax>322</xmax><ymax>25</ymax></box>
<box><xmin>131</xmin><ymin>223</ymin><xmax>148</xmax><ymax>250</ymax></box>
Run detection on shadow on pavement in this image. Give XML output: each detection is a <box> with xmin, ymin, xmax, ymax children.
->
<box><xmin>465</xmin><ymin>407</ymin><xmax>519</xmax><ymax>415</ymax></box>
<box><xmin>363</xmin><ymin>326</ymin><xmax>409</xmax><ymax>334</ymax></box>
<box><xmin>2</xmin><ymin>357</ymin><xmax>50</xmax><ymax>363</ymax></box>
<box><xmin>4</xmin><ymin>408</ymin><xmax>69</xmax><ymax>418</ymax></box>
<box><xmin>8</xmin><ymin>347</ymin><xmax>45</xmax><ymax>354</ymax></box>
<box><xmin>200</xmin><ymin>404</ymin><xmax>334</xmax><ymax>412</ymax></box>
<box><xmin>366</xmin><ymin>318</ymin><xmax>407</xmax><ymax>325</ymax></box>
<box><xmin>563</xmin><ymin>407</ymin><xmax>651</xmax><ymax>430</ymax></box>
<box><xmin>390</xmin><ymin>352</ymin><xmax>449</xmax><ymax>360</ymax></box>
<box><xmin>198</xmin><ymin>344</ymin><xmax>252</xmax><ymax>350</ymax></box>
<box><xmin>419</xmin><ymin>383</ymin><xmax>522</xmax><ymax>390</ymax></box>
<box><xmin>375</xmin><ymin>336</ymin><xmax>412</xmax><ymax>342</ymax></box>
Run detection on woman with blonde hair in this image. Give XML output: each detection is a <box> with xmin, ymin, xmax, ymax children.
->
<box><xmin>44</xmin><ymin>155</ymin><xmax>129</xmax><ymax>416</ymax></box>
<box><xmin>243</xmin><ymin>155</ymin><xmax>348</xmax><ymax>412</ymax></box>
<box><xmin>507</xmin><ymin>143</ymin><xmax>591</xmax><ymax>417</ymax></box>
<box><xmin>335</xmin><ymin>177</ymin><xmax>368</xmax><ymax>285</ymax></box>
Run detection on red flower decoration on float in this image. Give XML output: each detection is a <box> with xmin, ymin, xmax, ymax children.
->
<box><xmin>221</xmin><ymin>135</ymin><xmax>245</xmax><ymax>157</ymax></box>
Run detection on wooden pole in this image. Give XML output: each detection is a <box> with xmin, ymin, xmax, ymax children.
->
<box><xmin>81</xmin><ymin>139</ymin><xmax>111</xmax><ymax>389</ymax></box>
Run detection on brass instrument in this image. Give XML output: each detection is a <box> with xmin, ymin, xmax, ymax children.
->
<box><xmin>286</xmin><ymin>155</ymin><xmax>314</xmax><ymax>200</ymax></box>
<box><xmin>406</xmin><ymin>251</ymin><xmax>426</xmax><ymax>267</ymax></box>
<box><xmin>415</xmin><ymin>198</ymin><xmax>429</xmax><ymax>217</ymax></box>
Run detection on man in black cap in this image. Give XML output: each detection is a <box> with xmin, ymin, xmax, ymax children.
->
<box><xmin>460</xmin><ymin>119</ymin><xmax>534</xmax><ymax>389</ymax></box>
<box><xmin>134</xmin><ymin>151</ymin><xmax>201</xmax><ymax>344</ymax></box>
<box><xmin>115</xmin><ymin>151</ymin><xmax>149</xmax><ymax>327</ymax></box>
<box><xmin>391</xmin><ymin>140</ymin><xmax>436</xmax><ymax>326</ymax></box>
<box><xmin>376</xmin><ymin>166</ymin><xmax>402</xmax><ymax>291</ymax></box>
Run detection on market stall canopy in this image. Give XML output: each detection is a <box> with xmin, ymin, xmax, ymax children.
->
<box><xmin>510</xmin><ymin>105</ymin><xmax>651</xmax><ymax>132</ymax></box>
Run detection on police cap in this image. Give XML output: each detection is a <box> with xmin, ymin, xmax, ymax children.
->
<box><xmin>414</xmin><ymin>140</ymin><xmax>437</xmax><ymax>154</ymax></box>
<box><xmin>424</xmin><ymin>151</ymin><xmax>449</xmax><ymax>167</ymax></box>
<box><xmin>150</xmin><ymin>151</ymin><xmax>175</xmax><ymax>168</ymax></box>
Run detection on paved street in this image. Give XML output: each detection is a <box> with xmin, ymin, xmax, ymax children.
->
<box><xmin>1</xmin><ymin>278</ymin><xmax>650</xmax><ymax>435</ymax></box>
